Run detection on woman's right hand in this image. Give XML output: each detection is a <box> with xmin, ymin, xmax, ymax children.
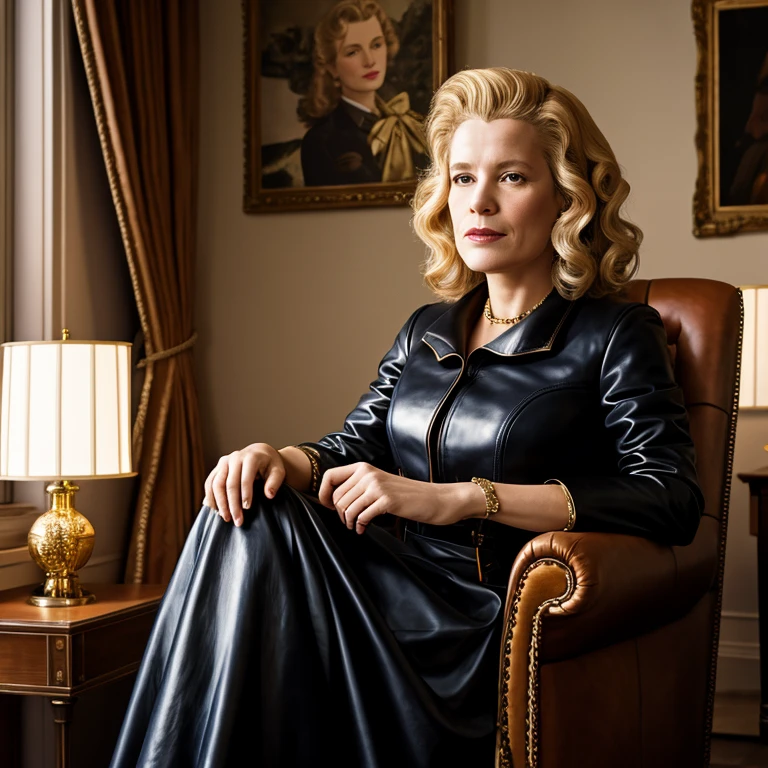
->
<box><xmin>204</xmin><ymin>443</ymin><xmax>286</xmax><ymax>527</ymax></box>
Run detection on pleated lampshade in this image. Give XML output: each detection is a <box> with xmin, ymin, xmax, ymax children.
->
<box><xmin>740</xmin><ymin>286</ymin><xmax>768</xmax><ymax>409</ymax></box>
<box><xmin>0</xmin><ymin>339</ymin><xmax>134</xmax><ymax>480</ymax></box>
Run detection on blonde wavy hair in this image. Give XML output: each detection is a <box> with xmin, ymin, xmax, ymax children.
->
<box><xmin>412</xmin><ymin>68</ymin><xmax>642</xmax><ymax>301</ymax></box>
<box><xmin>301</xmin><ymin>0</ymin><xmax>399</xmax><ymax>124</ymax></box>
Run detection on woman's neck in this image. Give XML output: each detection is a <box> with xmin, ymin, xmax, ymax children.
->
<box><xmin>465</xmin><ymin>272</ymin><xmax>554</xmax><ymax>357</ymax></box>
<box><xmin>484</xmin><ymin>272</ymin><xmax>554</xmax><ymax>321</ymax></box>
<box><xmin>341</xmin><ymin>90</ymin><xmax>378</xmax><ymax>113</ymax></box>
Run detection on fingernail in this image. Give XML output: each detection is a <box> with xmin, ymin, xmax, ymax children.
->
<box><xmin>243</xmin><ymin>499</ymin><xmax>250</xmax><ymax>510</ymax></box>
<box><xmin>235</xmin><ymin>518</ymin><xmax>242</xmax><ymax>527</ymax></box>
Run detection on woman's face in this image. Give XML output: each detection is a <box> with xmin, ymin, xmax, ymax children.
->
<box><xmin>447</xmin><ymin>118</ymin><xmax>562</xmax><ymax>278</ymax></box>
<box><xmin>329</xmin><ymin>16</ymin><xmax>387</xmax><ymax>101</ymax></box>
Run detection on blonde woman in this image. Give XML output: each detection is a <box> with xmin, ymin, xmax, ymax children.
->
<box><xmin>111</xmin><ymin>68</ymin><xmax>702</xmax><ymax>767</ymax></box>
<box><xmin>299</xmin><ymin>0</ymin><xmax>428</xmax><ymax>187</ymax></box>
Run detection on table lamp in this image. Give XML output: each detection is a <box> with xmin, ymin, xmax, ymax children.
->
<box><xmin>0</xmin><ymin>330</ymin><xmax>135</xmax><ymax>606</ymax></box>
<box><xmin>740</xmin><ymin>285</ymin><xmax>768</xmax><ymax>409</ymax></box>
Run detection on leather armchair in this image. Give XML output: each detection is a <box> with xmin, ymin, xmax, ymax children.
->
<box><xmin>496</xmin><ymin>278</ymin><xmax>743</xmax><ymax>768</ymax></box>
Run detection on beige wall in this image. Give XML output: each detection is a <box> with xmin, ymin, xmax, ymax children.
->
<box><xmin>197</xmin><ymin>0</ymin><xmax>768</xmax><ymax>690</ymax></box>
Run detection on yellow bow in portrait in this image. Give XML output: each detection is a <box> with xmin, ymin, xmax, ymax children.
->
<box><xmin>368</xmin><ymin>92</ymin><xmax>428</xmax><ymax>183</ymax></box>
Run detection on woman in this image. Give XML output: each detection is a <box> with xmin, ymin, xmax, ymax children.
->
<box><xmin>728</xmin><ymin>50</ymin><xmax>768</xmax><ymax>205</ymax></box>
<box><xmin>111</xmin><ymin>68</ymin><xmax>703</xmax><ymax>767</ymax></box>
<box><xmin>299</xmin><ymin>0</ymin><xmax>428</xmax><ymax>187</ymax></box>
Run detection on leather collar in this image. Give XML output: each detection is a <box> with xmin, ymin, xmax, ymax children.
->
<box><xmin>422</xmin><ymin>282</ymin><xmax>575</xmax><ymax>360</ymax></box>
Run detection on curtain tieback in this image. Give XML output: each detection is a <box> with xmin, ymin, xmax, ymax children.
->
<box><xmin>137</xmin><ymin>331</ymin><xmax>198</xmax><ymax>368</ymax></box>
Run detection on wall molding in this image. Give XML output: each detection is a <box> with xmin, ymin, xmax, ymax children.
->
<box><xmin>719</xmin><ymin>640</ymin><xmax>760</xmax><ymax>661</ymax></box>
<box><xmin>719</xmin><ymin>610</ymin><xmax>759</xmax><ymax>656</ymax></box>
<box><xmin>0</xmin><ymin>545</ymin><xmax>121</xmax><ymax>568</ymax></box>
<box><xmin>717</xmin><ymin>609</ymin><xmax>760</xmax><ymax>692</ymax></box>
<box><xmin>0</xmin><ymin>546</ymin><xmax>124</xmax><ymax>592</ymax></box>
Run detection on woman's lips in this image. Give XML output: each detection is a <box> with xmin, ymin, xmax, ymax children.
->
<box><xmin>363</xmin><ymin>71</ymin><xmax>380</xmax><ymax>80</ymax></box>
<box><xmin>465</xmin><ymin>228</ymin><xmax>505</xmax><ymax>243</ymax></box>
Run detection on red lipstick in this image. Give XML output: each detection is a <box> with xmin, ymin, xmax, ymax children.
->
<box><xmin>465</xmin><ymin>227</ymin><xmax>505</xmax><ymax>243</ymax></box>
<box><xmin>363</xmin><ymin>71</ymin><xmax>380</xmax><ymax>80</ymax></box>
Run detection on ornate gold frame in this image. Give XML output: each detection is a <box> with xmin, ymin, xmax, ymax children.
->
<box><xmin>242</xmin><ymin>0</ymin><xmax>453</xmax><ymax>214</ymax></box>
<box><xmin>693</xmin><ymin>0</ymin><xmax>768</xmax><ymax>236</ymax></box>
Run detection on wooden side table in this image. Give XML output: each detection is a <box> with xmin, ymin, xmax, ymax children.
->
<box><xmin>737</xmin><ymin>465</ymin><xmax>768</xmax><ymax>742</ymax></box>
<box><xmin>0</xmin><ymin>582</ymin><xmax>164</xmax><ymax>767</ymax></box>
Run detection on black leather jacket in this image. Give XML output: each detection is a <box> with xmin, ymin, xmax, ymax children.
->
<box><xmin>304</xmin><ymin>284</ymin><xmax>704</xmax><ymax>584</ymax></box>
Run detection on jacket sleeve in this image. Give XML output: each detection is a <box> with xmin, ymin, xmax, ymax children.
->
<box><xmin>300</xmin><ymin>128</ymin><xmax>333</xmax><ymax>188</ymax></box>
<box><xmin>559</xmin><ymin>303</ymin><xmax>705</xmax><ymax>546</ymax></box>
<box><xmin>298</xmin><ymin>304</ymin><xmax>430</xmax><ymax>476</ymax></box>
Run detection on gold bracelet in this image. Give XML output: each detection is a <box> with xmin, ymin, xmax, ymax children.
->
<box><xmin>471</xmin><ymin>477</ymin><xmax>499</xmax><ymax>519</ymax></box>
<box><xmin>294</xmin><ymin>444</ymin><xmax>320</xmax><ymax>494</ymax></box>
<box><xmin>546</xmin><ymin>479</ymin><xmax>576</xmax><ymax>532</ymax></box>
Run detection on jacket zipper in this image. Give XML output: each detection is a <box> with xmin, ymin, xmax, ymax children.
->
<box><xmin>424</xmin><ymin>352</ymin><xmax>464</xmax><ymax>483</ymax></box>
<box><xmin>425</xmin><ymin>351</ymin><xmax>491</xmax><ymax>582</ymax></box>
<box><xmin>435</xmin><ymin>373</ymin><xmax>475</xmax><ymax>481</ymax></box>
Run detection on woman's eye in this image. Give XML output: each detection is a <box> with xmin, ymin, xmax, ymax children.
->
<box><xmin>372</xmin><ymin>40</ymin><xmax>384</xmax><ymax>50</ymax></box>
<box><xmin>502</xmin><ymin>172</ymin><xmax>525</xmax><ymax>183</ymax></box>
<box><xmin>452</xmin><ymin>174</ymin><xmax>473</xmax><ymax>185</ymax></box>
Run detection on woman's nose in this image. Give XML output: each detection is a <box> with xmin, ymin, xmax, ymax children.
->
<box><xmin>362</xmin><ymin>49</ymin><xmax>374</xmax><ymax>67</ymax></box>
<box><xmin>469</xmin><ymin>185</ymin><xmax>498</xmax><ymax>215</ymax></box>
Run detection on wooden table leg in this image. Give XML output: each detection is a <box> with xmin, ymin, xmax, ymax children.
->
<box><xmin>50</xmin><ymin>698</ymin><xmax>75</xmax><ymax>768</ymax></box>
<box><xmin>0</xmin><ymin>694</ymin><xmax>21</xmax><ymax>767</ymax></box>
<box><xmin>758</xmin><ymin>483</ymin><xmax>768</xmax><ymax>742</ymax></box>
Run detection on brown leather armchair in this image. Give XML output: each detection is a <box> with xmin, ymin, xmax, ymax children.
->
<box><xmin>496</xmin><ymin>278</ymin><xmax>743</xmax><ymax>768</ymax></box>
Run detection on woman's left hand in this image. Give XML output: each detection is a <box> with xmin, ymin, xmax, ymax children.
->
<box><xmin>318</xmin><ymin>462</ymin><xmax>469</xmax><ymax>533</ymax></box>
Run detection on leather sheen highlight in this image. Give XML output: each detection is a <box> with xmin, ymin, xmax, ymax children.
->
<box><xmin>307</xmin><ymin>284</ymin><xmax>703</xmax><ymax>572</ymax></box>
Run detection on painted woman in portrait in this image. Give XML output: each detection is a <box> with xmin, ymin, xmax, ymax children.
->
<box><xmin>728</xmin><ymin>50</ymin><xmax>768</xmax><ymax>206</ymax></box>
<box><xmin>299</xmin><ymin>0</ymin><xmax>429</xmax><ymax>187</ymax></box>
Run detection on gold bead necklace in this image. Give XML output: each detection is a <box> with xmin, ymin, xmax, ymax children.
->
<box><xmin>483</xmin><ymin>293</ymin><xmax>549</xmax><ymax>326</ymax></box>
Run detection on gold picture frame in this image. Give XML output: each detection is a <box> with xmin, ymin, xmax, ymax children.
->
<box><xmin>243</xmin><ymin>0</ymin><xmax>454</xmax><ymax>214</ymax></box>
<box><xmin>693</xmin><ymin>0</ymin><xmax>768</xmax><ymax>236</ymax></box>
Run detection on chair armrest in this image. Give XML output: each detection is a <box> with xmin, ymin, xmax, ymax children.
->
<box><xmin>505</xmin><ymin>519</ymin><xmax>718</xmax><ymax>663</ymax></box>
<box><xmin>496</xmin><ymin>523</ymin><xmax>717</xmax><ymax>768</ymax></box>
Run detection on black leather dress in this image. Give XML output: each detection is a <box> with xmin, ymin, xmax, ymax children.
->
<box><xmin>110</xmin><ymin>284</ymin><xmax>703</xmax><ymax>767</ymax></box>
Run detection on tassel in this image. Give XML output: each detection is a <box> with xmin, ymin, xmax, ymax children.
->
<box><xmin>471</xmin><ymin>529</ymin><xmax>485</xmax><ymax>582</ymax></box>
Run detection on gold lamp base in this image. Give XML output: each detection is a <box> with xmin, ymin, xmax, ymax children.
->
<box><xmin>27</xmin><ymin>481</ymin><xmax>96</xmax><ymax>607</ymax></box>
<box><xmin>28</xmin><ymin>584</ymin><xmax>95</xmax><ymax>607</ymax></box>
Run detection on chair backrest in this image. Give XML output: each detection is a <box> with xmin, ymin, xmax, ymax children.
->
<box><xmin>501</xmin><ymin>277</ymin><xmax>743</xmax><ymax>768</ymax></box>
<box><xmin>622</xmin><ymin>277</ymin><xmax>743</xmax><ymax>753</ymax></box>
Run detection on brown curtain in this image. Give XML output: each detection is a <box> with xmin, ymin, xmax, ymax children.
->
<box><xmin>72</xmin><ymin>0</ymin><xmax>205</xmax><ymax>584</ymax></box>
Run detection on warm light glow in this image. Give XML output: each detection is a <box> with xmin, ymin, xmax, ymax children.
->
<box><xmin>60</xmin><ymin>344</ymin><xmax>93</xmax><ymax>477</ymax></box>
<box><xmin>28</xmin><ymin>344</ymin><xmax>57</xmax><ymax>475</ymax></box>
<box><xmin>0</xmin><ymin>339</ymin><xmax>134</xmax><ymax>479</ymax></box>
<box><xmin>758</xmin><ymin>289</ymin><xmax>768</xmax><ymax>406</ymax></box>
<box><xmin>740</xmin><ymin>286</ymin><xmax>768</xmax><ymax>409</ymax></box>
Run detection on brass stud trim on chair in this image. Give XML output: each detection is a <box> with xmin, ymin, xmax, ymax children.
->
<box><xmin>702</xmin><ymin>288</ymin><xmax>744</xmax><ymax>767</ymax></box>
<box><xmin>496</xmin><ymin>558</ymin><xmax>575</xmax><ymax>768</ymax></box>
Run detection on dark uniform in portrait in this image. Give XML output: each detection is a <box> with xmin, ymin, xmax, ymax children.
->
<box><xmin>301</xmin><ymin>95</ymin><xmax>430</xmax><ymax>187</ymax></box>
<box><xmin>301</xmin><ymin>100</ymin><xmax>384</xmax><ymax>186</ymax></box>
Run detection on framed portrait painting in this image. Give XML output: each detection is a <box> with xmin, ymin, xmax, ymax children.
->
<box><xmin>243</xmin><ymin>0</ymin><xmax>454</xmax><ymax>213</ymax></box>
<box><xmin>693</xmin><ymin>0</ymin><xmax>768</xmax><ymax>236</ymax></box>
